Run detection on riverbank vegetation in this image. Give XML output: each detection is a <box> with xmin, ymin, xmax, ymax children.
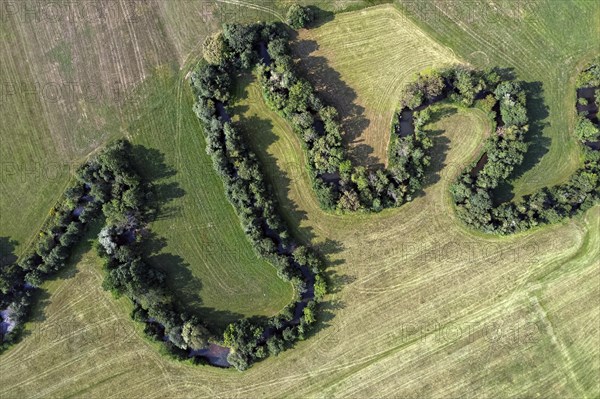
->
<box><xmin>1</xmin><ymin>138</ymin><xmax>325</xmax><ymax>370</ymax></box>
<box><xmin>451</xmin><ymin>60</ymin><xmax>600</xmax><ymax>234</ymax></box>
<box><xmin>193</xmin><ymin>20</ymin><xmax>331</xmax><ymax>370</ymax></box>
<box><xmin>195</xmin><ymin>16</ymin><xmax>599</xmax><ymax>236</ymax></box>
<box><xmin>198</xmin><ymin>21</ymin><xmax>444</xmax><ymax>214</ymax></box>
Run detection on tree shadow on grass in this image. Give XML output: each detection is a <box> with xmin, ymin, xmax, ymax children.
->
<box><xmin>229</xmin><ymin>77</ymin><xmax>317</xmax><ymax>243</ymax></box>
<box><xmin>229</xmin><ymin>78</ymin><xmax>350</xmax><ymax>333</ymax></box>
<box><xmin>141</xmin><ymin>230</ymin><xmax>245</xmax><ymax>331</ymax></box>
<box><xmin>0</xmin><ymin>237</ymin><xmax>18</xmax><ymax>268</ymax></box>
<box><xmin>147</xmin><ymin>251</ymin><xmax>244</xmax><ymax>332</ymax></box>
<box><xmin>423</xmin><ymin>106</ymin><xmax>456</xmax><ymax>189</ymax></box>
<box><xmin>290</xmin><ymin>39</ymin><xmax>379</xmax><ymax>168</ymax></box>
<box><xmin>131</xmin><ymin>145</ymin><xmax>186</xmax><ymax>221</ymax></box>
<box><xmin>130</xmin><ymin>149</ymin><xmax>248</xmax><ymax>331</ymax></box>
<box><xmin>230</xmin><ymin>82</ymin><xmax>345</xmax><ymax>252</ymax></box>
<box><xmin>493</xmin><ymin>81</ymin><xmax>550</xmax><ymax>203</ymax></box>
<box><xmin>301</xmin><ymin>298</ymin><xmax>346</xmax><ymax>342</ymax></box>
<box><xmin>305</xmin><ymin>5</ymin><xmax>334</xmax><ymax>29</ymax></box>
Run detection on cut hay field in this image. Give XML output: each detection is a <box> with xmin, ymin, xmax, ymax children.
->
<box><xmin>292</xmin><ymin>4</ymin><xmax>459</xmax><ymax>167</ymax></box>
<box><xmin>397</xmin><ymin>0</ymin><xmax>600</xmax><ymax>200</ymax></box>
<box><xmin>0</xmin><ymin>0</ymin><xmax>175</xmax><ymax>261</ymax></box>
<box><xmin>1</xmin><ymin>1</ymin><xmax>599</xmax><ymax>398</ymax></box>
<box><xmin>0</xmin><ymin>0</ymin><xmax>293</xmax><ymax>328</ymax></box>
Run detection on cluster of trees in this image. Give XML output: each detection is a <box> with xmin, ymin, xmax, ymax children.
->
<box><xmin>400</xmin><ymin>67</ymin><xmax>500</xmax><ymax>110</ymax></box>
<box><xmin>222</xmin><ymin>246</ymin><xmax>327</xmax><ymax>370</ymax></box>
<box><xmin>388</xmin><ymin>108</ymin><xmax>434</xmax><ymax>202</ymax></box>
<box><xmin>576</xmin><ymin>58</ymin><xmax>600</xmax><ymax>144</ymax></box>
<box><xmin>399</xmin><ymin>70</ymin><xmax>446</xmax><ymax>109</ymax></box>
<box><xmin>259</xmin><ymin>38</ymin><xmax>506</xmax><ymax>213</ymax></box>
<box><xmin>255</xmin><ymin>35</ymin><xmax>347</xmax><ymax>209</ymax></box>
<box><xmin>286</xmin><ymin>4</ymin><xmax>313</xmax><ymax>29</ymax></box>
<box><xmin>450</xmin><ymin>68</ymin><xmax>599</xmax><ymax>234</ymax></box>
<box><xmin>223</xmin><ymin>297</ymin><xmax>318</xmax><ymax>370</ymax></box>
<box><xmin>19</xmin><ymin>184</ymin><xmax>98</xmax><ymax>287</ymax></box>
<box><xmin>1</xmin><ymin>166</ymin><xmax>102</xmax><ymax>347</ymax></box>
<box><xmin>82</xmin><ymin>141</ymin><xmax>214</xmax><ymax>360</ymax></box>
<box><xmin>0</xmin><ymin>286</ymin><xmax>32</xmax><ymax>350</ymax></box>
<box><xmin>450</xmin><ymin>80</ymin><xmax>529</xmax><ymax>232</ymax></box>
<box><xmin>257</xmin><ymin>25</ymin><xmax>446</xmax><ymax>212</ymax></box>
<box><xmin>84</xmin><ymin>140</ymin><xmax>318</xmax><ymax>367</ymax></box>
<box><xmin>201</xmin><ymin>22</ymin><xmax>284</xmax><ymax>70</ymax></box>
<box><xmin>394</xmin><ymin>63</ymin><xmax>598</xmax><ymax>234</ymax></box>
<box><xmin>488</xmin><ymin>157</ymin><xmax>599</xmax><ymax>233</ymax></box>
<box><xmin>192</xmin><ymin>22</ymin><xmax>328</xmax><ymax>370</ymax></box>
<box><xmin>199</xmin><ymin>19</ymin><xmax>458</xmax><ymax>214</ymax></box>
<box><xmin>380</xmin><ymin>67</ymin><xmax>500</xmax><ymax>210</ymax></box>
<box><xmin>446</xmin><ymin>66</ymin><xmax>500</xmax><ymax>106</ymax></box>
<box><xmin>1</xmin><ymin>140</ymin><xmax>217</xmax><ymax>360</ymax></box>
<box><xmin>575</xmin><ymin>115</ymin><xmax>599</xmax><ymax>142</ymax></box>
<box><xmin>197</xmin><ymin>20</ymin><xmax>518</xmax><ymax>219</ymax></box>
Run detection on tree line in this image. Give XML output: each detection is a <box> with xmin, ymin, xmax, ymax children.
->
<box><xmin>255</xmin><ymin>26</ymin><xmax>443</xmax><ymax>211</ymax></box>
<box><xmin>1</xmin><ymin>138</ymin><xmax>323</xmax><ymax>370</ymax></box>
<box><xmin>2</xmin><ymin>9</ymin><xmax>329</xmax><ymax>370</ymax></box>
<box><xmin>192</xmin><ymin>21</ymin><xmax>329</xmax><ymax>370</ymax></box>
<box><xmin>200</xmin><ymin>17</ymin><xmax>445</xmax><ymax>213</ymax></box>
<box><xmin>197</xmin><ymin>14</ymin><xmax>598</xmax><ymax>237</ymax></box>
<box><xmin>450</xmin><ymin>60</ymin><xmax>600</xmax><ymax>234</ymax></box>
<box><xmin>0</xmin><ymin>158</ymin><xmax>103</xmax><ymax>350</ymax></box>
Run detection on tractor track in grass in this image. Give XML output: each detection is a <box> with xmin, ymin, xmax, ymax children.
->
<box><xmin>1</xmin><ymin>2</ymin><xmax>599</xmax><ymax>398</ymax></box>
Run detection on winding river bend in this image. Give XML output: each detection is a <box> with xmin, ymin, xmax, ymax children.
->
<box><xmin>150</xmin><ymin>98</ymin><xmax>317</xmax><ymax>368</ymax></box>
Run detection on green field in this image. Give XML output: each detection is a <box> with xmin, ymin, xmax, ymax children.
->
<box><xmin>126</xmin><ymin>68</ymin><xmax>294</xmax><ymax>328</ymax></box>
<box><xmin>397</xmin><ymin>0</ymin><xmax>600</xmax><ymax>200</ymax></box>
<box><xmin>292</xmin><ymin>4</ymin><xmax>458</xmax><ymax>166</ymax></box>
<box><xmin>0</xmin><ymin>1</ymin><xmax>598</xmax><ymax>398</ymax></box>
<box><xmin>0</xmin><ymin>0</ymin><xmax>293</xmax><ymax>329</ymax></box>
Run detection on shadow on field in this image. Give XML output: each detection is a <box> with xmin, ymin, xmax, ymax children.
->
<box><xmin>422</xmin><ymin>106</ymin><xmax>455</xmax><ymax>189</ymax></box>
<box><xmin>141</xmin><ymin>230</ymin><xmax>245</xmax><ymax>330</ymax></box>
<box><xmin>132</xmin><ymin>145</ymin><xmax>186</xmax><ymax>221</ymax></box>
<box><xmin>231</xmin><ymin>78</ymin><xmax>350</xmax><ymax>335</ymax></box>
<box><xmin>302</xmin><ymin>296</ymin><xmax>346</xmax><ymax>341</ymax></box>
<box><xmin>0</xmin><ymin>237</ymin><xmax>18</xmax><ymax>268</ymax></box>
<box><xmin>290</xmin><ymin>38</ymin><xmax>380</xmax><ymax>168</ymax></box>
<box><xmin>231</xmin><ymin>79</ymin><xmax>345</xmax><ymax>253</ymax></box>
<box><xmin>494</xmin><ymin>80</ymin><xmax>550</xmax><ymax>203</ymax></box>
<box><xmin>132</xmin><ymin>145</ymin><xmax>249</xmax><ymax>330</ymax></box>
<box><xmin>304</xmin><ymin>5</ymin><xmax>334</xmax><ymax>29</ymax></box>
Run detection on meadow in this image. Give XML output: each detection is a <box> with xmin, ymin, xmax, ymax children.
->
<box><xmin>0</xmin><ymin>1</ymin><xmax>598</xmax><ymax>398</ymax></box>
<box><xmin>398</xmin><ymin>0</ymin><xmax>600</xmax><ymax>200</ymax></box>
<box><xmin>0</xmin><ymin>0</ymin><xmax>294</xmax><ymax>330</ymax></box>
<box><xmin>292</xmin><ymin>4</ymin><xmax>458</xmax><ymax>166</ymax></box>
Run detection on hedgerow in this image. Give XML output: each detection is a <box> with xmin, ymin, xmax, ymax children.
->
<box><xmin>194</xmin><ymin>19</ymin><xmax>599</xmax><ymax>236</ymax></box>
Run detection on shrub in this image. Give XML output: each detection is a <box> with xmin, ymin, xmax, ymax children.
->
<box><xmin>286</xmin><ymin>4</ymin><xmax>312</xmax><ymax>29</ymax></box>
<box><xmin>202</xmin><ymin>32</ymin><xmax>227</xmax><ymax>65</ymax></box>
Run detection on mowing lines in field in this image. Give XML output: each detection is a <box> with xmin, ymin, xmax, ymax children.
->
<box><xmin>397</xmin><ymin>0</ymin><xmax>597</xmax><ymax>197</ymax></box>
<box><xmin>294</xmin><ymin>4</ymin><xmax>459</xmax><ymax>166</ymax></box>
<box><xmin>1</xmin><ymin>3</ymin><xmax>599</xmax><ymax>398</ymax></box>
<box><xmin>127</xmin><ymin>68</ymin><xmax>294</xmax><ymax>327</ymax></box>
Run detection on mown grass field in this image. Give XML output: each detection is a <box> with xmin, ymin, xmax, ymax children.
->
<box><xmin>126</xmin><ymin>68</ymin><xmax>293</xmax><ymax>327</ymax></box>
<box><xmin>0</xmin><ymin>0</ymin><xmax>293</xmax><ymax>328</ymax></box>
<box><xmin>397</xmin><ymin>0</ymin><xmax>600</xmax><ymax>200</ymax></box>
<box><xmin>0</xmin><ymin>0</ymin><xmax>173</xmax><ymax>260</ymax></box>
<box><xmin>292</xmin><ymin>4</ymin><xmax>459</xmax><ymax>166</ymax></box>
<box><xmin>0</xmin><ymin>1</ymin><xmax>599</xmax><ymax>398</ymax></box>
